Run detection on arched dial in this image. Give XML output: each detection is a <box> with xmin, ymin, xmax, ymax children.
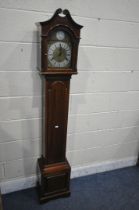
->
<box><xmin>48</xmin><ymin>41</ymin><xmax>71</xmax><ymax>68</ymax></box>
<box><xmin>47</xmin><ymin>30</ymin><xmax>72</xmax><ymax>68</ymax></box>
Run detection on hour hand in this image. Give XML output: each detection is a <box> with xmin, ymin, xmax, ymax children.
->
<box><xmin>59</xmin><ymin>43</ymin><xmax>62</xmax><ymax>55</ymax></box>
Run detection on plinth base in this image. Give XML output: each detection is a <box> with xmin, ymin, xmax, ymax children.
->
<box><xmin>37</xmin><ymin>157</ymin><xmax>71</xmax><ymax>203</ymax></box>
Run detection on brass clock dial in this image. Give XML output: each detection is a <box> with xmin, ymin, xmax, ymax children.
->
<box><xmin>48</xmin><ymin>30</ymin><xmax>72</xmax><ymax>68</ymax></box>
<box><xmin>48</xmin><ymin>41</ymin><xmax>71</xmax><ymax>68</ymax></box>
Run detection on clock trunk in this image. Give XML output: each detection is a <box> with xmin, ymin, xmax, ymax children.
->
<box><xmin>43</xmin><ymin>76</ymin><xmax>70</xmax><ymax>164</ymax></box>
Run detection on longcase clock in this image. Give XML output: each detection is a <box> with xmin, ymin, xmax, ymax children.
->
<box><xmin>37</xmin><ymin>8</ymin><xmax>83</xmax><ymax>203</ymax></box>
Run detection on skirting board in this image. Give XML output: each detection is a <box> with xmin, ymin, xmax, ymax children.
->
<box><xmin>0</xmin><ymin>156</ymin><xmax>138</xmax><ymax>194</ymax></box>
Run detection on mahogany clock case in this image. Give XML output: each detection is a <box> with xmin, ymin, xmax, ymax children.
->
<box><xmin>37</xmin><ymin>9</ymin><xmax>83</xmax><ymax>203</ymax></box>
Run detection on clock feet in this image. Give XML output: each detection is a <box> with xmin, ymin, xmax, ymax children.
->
<box><xmin>37</xmin><ymin>157</ymin><xmax>71</xmax><ymax>203</ymax></box>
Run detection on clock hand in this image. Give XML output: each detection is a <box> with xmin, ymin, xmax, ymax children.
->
<box><xmin>60</xmin><ymin>43</ymin><xmax>62</xmax><ymax>50</ymax></box>
<box><xmin>59</xmin><ymin>43</ymin><xmax>62</xmax><ymax>56</ymax></box>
